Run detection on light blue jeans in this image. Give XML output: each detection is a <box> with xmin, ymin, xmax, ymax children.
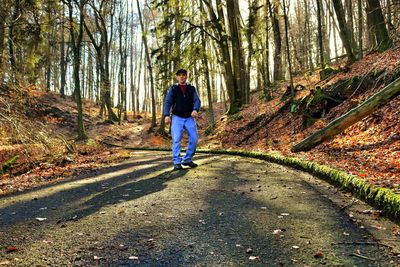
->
<box><xmin>171</xmin><ymin>115</ymin><xmax>198</xmax><ymax>164</ymax></box>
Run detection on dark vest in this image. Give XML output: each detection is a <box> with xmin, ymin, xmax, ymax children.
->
<box><xmin>171</xmin><ymin>84</ymin><xmax>195</xmax><ymax>118</ymax></box>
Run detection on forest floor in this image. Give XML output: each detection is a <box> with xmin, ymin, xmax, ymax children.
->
<box><xmin>0</xmin><ymin>46</ymin><xmax>399</xmax><ymax>196</ymax></box>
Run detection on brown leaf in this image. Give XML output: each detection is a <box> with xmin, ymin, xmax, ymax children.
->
<box><xmin>6</xmin><ymin>246</ymin><xmax>18</xmax><ymax>253</ymax></box>
<box><xmin>313</xmin><ymin>250</ymin><xmax>324</xmax><ymax>258</ymax></box>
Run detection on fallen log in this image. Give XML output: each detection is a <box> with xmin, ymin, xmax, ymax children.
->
<box><xmin>292</xmin><ymin>76</ymin><xmax>400</xmax><ymax>152</ymax></box>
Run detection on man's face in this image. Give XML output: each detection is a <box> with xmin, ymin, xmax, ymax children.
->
<box><xmin>176</xmin><ymin>73</ymin><xmax>188</xmax><ymax>84</ymax></box>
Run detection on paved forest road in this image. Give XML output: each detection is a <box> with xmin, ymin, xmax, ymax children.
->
<box><xmin>1</xmin><ymin>151</ymin><xmax>399</xmax><ymax>266</ymax></box>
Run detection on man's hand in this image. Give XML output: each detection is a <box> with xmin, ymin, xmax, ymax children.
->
<box><xmin>191</xmin><ymin>110</ymin><xmax>198</xmax><ymax>118</ymax></box>
<box><xmin>164</xmin><ymin>116</ymin><xmax>171</xmax><ymax>124</ymax></box>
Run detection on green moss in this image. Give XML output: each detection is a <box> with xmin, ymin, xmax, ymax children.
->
<box><xmin>1</xmin><ymin>155</ymin><xmax>19</xmax><ymax>173</ymax></box>
<box><xmin>319</xmin><ymin>66</ymin><xmax>339</xmax><ymax>80</ymax></box>
<box><xmin>86</xmin><ymin>139</ymin><xmax>97</xmax><ymax>147</ymax></box>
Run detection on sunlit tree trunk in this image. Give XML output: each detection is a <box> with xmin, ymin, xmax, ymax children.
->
<box><xmin>65</xmin><ymin>0</ymin><xmax>87</xmax><ymax>140</ymax></box>
<box><xmin>366</xmin><ymin>0</ymin><xmax>392</xmax><ymax>52</ymax></box>
<box><xmin>137</xmin><ymin>0</ymin><xmax>156</xmax><ymax>128</ymax></box>
<box><xmin>332</xmin><ymin>0</ymin><xmax>356</xmax><ymax>63</ymax></box>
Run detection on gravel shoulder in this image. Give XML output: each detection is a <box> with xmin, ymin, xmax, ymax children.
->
<box><xmin>1</xmin><ymin>151</ymin><xmax>399</xmax><ymax>266</ymax></box>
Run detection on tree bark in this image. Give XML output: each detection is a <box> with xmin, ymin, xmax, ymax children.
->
<box><xmin>9</xmin><ymin>0</ymin><xmax>20</xmax><ymax>79</ymax></box>
<box><xmin>357</xmin><ymin>0</ymin><xmax>363</xmax><ymax>59</ymax></box>
<box><xmin>366</xmin><ymin>0</ymin><xmax>392</xmax><ymax>52</ymax></box>
<box><xmin>84</xmin><ymin>0</ymin><xmax>118</xmax><ymax>122</ymax></box>
<box><xmin>282</xmin><ymin>0</ymin><xmax>294</xmax><ymax>96</ymax></box>
<box><xmin>200</xmin><ymin>0</ymin><xmax>215</xmax><ymax>130</ymax></box>
<box><xmin>60</xmin><ymin>2</ymin><xmax>67</xmax><ymax>98</ymax></box>
<box><xmin>203</xmin><ymin>0</ymin><xmax>240</xmax><ymax>114</ymax></box>
<box><xmin>332</xmin><ymin>0</ymin><xmax>356</xmax><ymax>63</ymax></box>
<box><xmin>268</xmin><ymin>0</ymin><xmax>283</xmax><ymax>81</ymax></box>
<box><xmin>227</xmin><ymin>0</ymin><xmax>247</xmax><ymax>105</ymax></box>
<box><xmin>66</xmin><ymin>0</ymin><xmax>87</xmax><ymax>140</ymax></box>
<box><xmin>316</xmin><ymin>0</ymin><xmax>324</xmax><ymax>67</ymax></box>
<box><xmin>292</xmin><ymin>76</ymin><xmax>400</xmax><ymax>152</ymax></box>
<box><xmin>137</xmin><ymin>0</ymin><xmax>156</xmax><ymax>128</ymax></box>
<box><xmin>0</xmin><ymin>4</ymin><xmax>7</xmax><ymax>80</ymax></box>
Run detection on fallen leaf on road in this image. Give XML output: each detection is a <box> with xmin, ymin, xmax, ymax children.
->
<box><xmin>273</xmin><ymin>229</ymin><xmax>286</xmax><ymax>234</ymax></box>
<box><xmin>36</xmin><ymin>217</ymin><xmax>47</xmax><ymax>221</ymax></box>
<box><xmin>314</xmin><ymin>251</ymin><xmax>324</xmax><ymax>258</ymax></box>
<box><xmin>6</xmin><ymin>246</ymin><xmax>18</xmax><ymax>253</ymax></box>
<box><xmin>249</xmin><ymin>256</ymin><xmax>260</xmax><ymax>262</ymax></box>
<box><xmin>372</xmin><ymin>224</ymin><xmax>386</xmax><ymax>230</ymax></box>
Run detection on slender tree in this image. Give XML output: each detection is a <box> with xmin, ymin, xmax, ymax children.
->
<box><xmin>366</xmin><ymin>0</ymin><xmax>392</xmax><ymax>52</ymax></box>
<box><xmin>64</xmin><ymin>0</ymin><xmax>87</xmax><ymax>140</ymax></box>
<box><xmin>332</xmin><ymin>0</ymin><xmax>356</xmax><ymax>63</ymax></box>
<box><xmin>137</xmin><ymin>0</ymin><xmax>156</xmax><ymax>128</ymax></box>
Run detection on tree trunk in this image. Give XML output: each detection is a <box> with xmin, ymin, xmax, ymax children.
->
<box><xmin>357</xmin><ymin>0</ymin><xmax>363</xmax><ymax>59</ymax></box>
<box><xmin>200</xmin><ymin>0</ymin><xmax>215</xmax><ymax>130</ymax></box>
<box><xmin>316</xmin><ymin>0</ymin><xmax>324</xmax><ymax>67</ymax></box>
<box><xmin>345</xmin><ymin>0</ymin><xmax>356</xmax><ymax>54</ymax></box>
<box><xmin>60</xmin><ymin>3</ymin><xmax>67</xmax><ymax>98</ymax></box>
<box><xmin>203</xmin><ymin>0</ymin><xmax>240</xmax><ymax>114</ymax></box>
<box><xmin>227</xmin><ymin>0</ymin><xmax>247</xmax><ymax>105</ymax></box>
<box><xmin>268</xmin><ymin>0</ymin><xmax>283</xmax><ymax>81</ymax></box>
<box><xmin>366</xmin><ymin>0</ymin><xmax>392</xmax><ymax>52</ymax></box>
<box><xmin>264</xmin><ymin>0</ymin><xmax>271</xmax><ymax>88</ymax></box>
<box><xmin>9</xmin><ymin>0</ymin><xmax>20</xmax><ymax>79</ymax></box>
<box><xmin>246</xmin><ymin>0</ymin><xmax>258</xmax><ymax>104</ymax></box>
<box><xmin>332</xmin><ymin>0</ymin><xmax>356</xmax><ymax>63</ymax></box>
<box><xmin>282</xmin><ymin>0</ymin><xmax>294</xmax><ymax>96</ymax></box>
<box><xmin>292</xmin><ymin>76</ymin><xmax>400</xmax><ymax>152</ymax></box>
<box><xmin>0</xmin><ymin>5</ymin><xmax>7</xmax><ymax>81</ymax></box>
<box><xmin>67</xmin><ymin>0</ymin><xmax>87</xmax><ymax>140</ymax></box>
<box><xmin>137</xmin><ymin>0</ymin><xmax>156</xmax><ymax>128</ymax></box>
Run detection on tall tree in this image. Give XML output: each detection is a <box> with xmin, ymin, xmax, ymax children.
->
<box><xmin>282</xmin><ymin>0</ymin><xmax>294</xmax><ymax>96</ymax></box>
<box><xmin>203</xmin><ymin>0</ymin><xmax>240</xmax><ymax>114</ymax></box>
<box><xmin>332</xmin><ymin>0</ymin><xmax>356</xmax><ymax>63</ymax></box>
<box><xmin>227</xmin><ymin>0</ymin><xmax>247</xmax><ymax>104</ymax></box>
<box><xmin>137</xmin><ymin>0</ymin><xmax>156</xmax><ymax>128</ymax></box>
<box><xmin>316</xmin><ymin>0</ymin><xmax>325</xmax><ymax>67</ymax></box>
<box><xmin>64</xmin><ymin>0</ymin><xmax>87</xmax><ymax>140</ymax></box>
<box><xmin>84</xmin><ymin>0</ymin><xmax>118</xmax><ymax>122</ymax></box>
<box><xmin>60</xmin><ymin>2</ymin><xmax>68</xmax><ymax>98</ymax></box>
<box><xmin>267</xmin><ymin>0</ymin><xmax>283</xmax><ymax>81</ymax></box>
<box><xmin>366</xmin><ymin>0</ymin><xmax>392</xmax><ymax>52</ymax></box>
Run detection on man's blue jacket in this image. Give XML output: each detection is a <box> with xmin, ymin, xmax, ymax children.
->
<box><xmin>164</xmin><ymin>83</ymin><xmax>201</xmax><ymax>118</ymax></box>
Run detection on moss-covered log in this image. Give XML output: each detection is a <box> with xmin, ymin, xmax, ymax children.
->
<box><xmin>292</xmin><ymin>76</ymin><xmax>400</xmax><ymax>152</ymax></box>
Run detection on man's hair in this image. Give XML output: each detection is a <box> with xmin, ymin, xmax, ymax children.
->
<box><xmin>175</xmin><ymin>68</ymin><xmax>188</xmax><ymax>75</ymax></box>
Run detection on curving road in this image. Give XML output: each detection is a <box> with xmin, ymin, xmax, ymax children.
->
<box><xmin>0</xmin><ymin>151</ymin><xmax>399</xmax><ymax>266</ymax></box>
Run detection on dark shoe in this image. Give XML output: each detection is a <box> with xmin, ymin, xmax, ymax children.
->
<box><xmin>173</xmin><ymin>164</ymin><xmax>183</xmax><ymax>170</ymax></box>
<box><xmin>182</xmin><ymin>161</ymin><xmax>198</xmax><ymax>168</ymax></box>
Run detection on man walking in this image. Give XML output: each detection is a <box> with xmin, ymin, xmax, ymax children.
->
<box><xmin>164</xmin><ymin>69</ymin><xmax>201</xmax><ymax>170</ymax></box>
